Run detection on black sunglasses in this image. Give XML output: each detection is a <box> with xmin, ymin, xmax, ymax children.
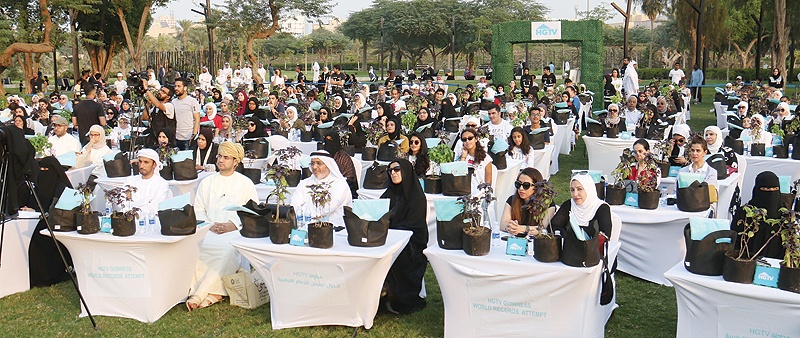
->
<box><xmin>515</xmin><ymin>181</ymin><xmax>534</xmax><ymax>190</ymax></box>
<box><xmin>461</xmin><ymin>136</ymin><xmax>475</xmax><ymax>142</ymax></box>
<box><xmin>388</xmin><ymin>167</ymin><xmax>402</xmax><ymax>173</ymax></box>
<box><xmin>608</xmin><ymin>109</ymin><xmax>618</xmax><ymax>112</ymax></box>
<box><xmin>248</xmin><ymin>123</ymin><xmax>255</xmax><ymax>126</ymax></box>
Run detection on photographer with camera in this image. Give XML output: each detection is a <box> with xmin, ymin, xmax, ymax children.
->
<box><xmin>140</xmin><ymin>78</ymin><xmax>176</xmax><ymax>149</ymax></box>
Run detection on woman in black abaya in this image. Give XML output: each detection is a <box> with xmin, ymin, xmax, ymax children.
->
<box><xmin>380</xmin><ymin>159</ymin><xmax>428</xmax><ymax>314</ymax></box>
<box><xmin>27</xmin><ymin>156</ymin><xmax>74</xmax><ymax>287</ymax></box>
<box><xmin>731</xmin><ymin>171</ymin><xmax>785</xmax><ymax>259</ymax></box>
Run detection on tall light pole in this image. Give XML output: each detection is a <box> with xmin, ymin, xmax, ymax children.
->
<box><xmin>192</xmin><ymin>0</ymin><xmax>215</xmax><ymax>71</ymax></box>
<box><xmin>380</xmin><ymin>17</ymin><xmax>384</xmax><ymax>81</ymax></box>
<box><xmin>451</xmin><ymin>15</ymin><xmax>455</xmax><ymax>78</ymax></box>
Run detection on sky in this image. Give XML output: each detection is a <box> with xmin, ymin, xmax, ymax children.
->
<box><xmin>153</xmin><ymin>0</ymin><xmax>629</xmax><ymax>26</ymax></box>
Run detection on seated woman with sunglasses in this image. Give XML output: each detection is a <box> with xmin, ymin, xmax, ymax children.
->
<box><xmin>407</xmin><ymin>132</ymin><xmax>432</xmax><ymax>177</ymax></box>
<box><xmin>604</xmin><ymin>104</ymin><xmax>624</xmax><ymax>130</ymax></box>
<box><xmin>456</xmin><ymin>128</ymin><xmax>493</xmax><ymax>193</ymax></box>
<box><xmin>501</xmin><ymin>168</ymin><xmax>555</xmax><ymax>236</ymax></box>
<box><xmin>668</xmin><ymin>124</ymin><xmax>691</xmax><ymax>166</ymax></box>
<box><xmin>550</xmin><ymin>174</ymin><xmax>612</xmax><ymax>243</ymax></box>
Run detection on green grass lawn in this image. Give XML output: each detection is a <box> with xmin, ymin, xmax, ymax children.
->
<box><xmin>0</xmin><ymin>87</ymin><xmax>722</xmax><ymax>336</ymax></box>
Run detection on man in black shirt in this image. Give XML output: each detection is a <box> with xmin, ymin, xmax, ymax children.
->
<box><xmin>77</xmin><ymin>70</ymin><xmax>94</xmax><ymax>96</ymax></box>
<box><xmin>520</xmin><ymin>68</ymin><xmax>533</xmax><ymax>96</ymax></box>
<box><xmin>329</xmin><ymin>64</ymin><xmax>345</xmax><ymax>95</ymax></box>
<box><xmin>295</xmin><ymin>64</ymin><xmax>306</xmax><ymax>84</ymax></box>
<box><xmin>541</xmin><ymin>67</ymin><xmax>556</xmax><ymax>89</ymax></box>
<box><xmin>30</xmin><ymin>73</ymin><xmax>44</xmax><ymax>93</ymax></box>
<box><xmin>71</xmin><ymin>86</ymin><xmax>106</xmax><ymax>145</ymax></box>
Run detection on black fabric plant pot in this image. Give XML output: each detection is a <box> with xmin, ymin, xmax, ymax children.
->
<box><xmin>462</xmin><ymin>226</ymin><xmax>491</xmax><ymax>256</ymax></box>
<box><xmin>316</xmin><ymin>142</ymin><xmax>325</xmax><ymax>151</ymax></box>
<box><xmin>363</xmin><ymin>163</ymin><xmax>388</xmax><ymax>189</ymax></box>
<box><xmin>725</xmin><ymin>136</ymin><xmax>744</xmax><ymax>155</ymax></box>
<box><xmin>634</xmin><ymin>127</ymin><xmax>648</xmax><ymax>139</ymax></box>
<box><xmin>553</xmin><ymin>111</ymin><xmax>569</xmax><ymax>125</ymax></box>
<box><xmin>441</xmin><ymin>173</ymin><xmax>471</xmax><ymax>196</ymax></box>
<box><xmin>722</xmin><ymin>251</ymin><xmax>755</xmax><ymax>284</ymax></box>
<box><xmin>561</xmin><ymin>224</ymin><xmax>600</xmax><ymax>268</ymax></box>
<box><xmin>343</xmin><ymin>206</ymin><xmax>391</xmax><ymax>247</ymax></box>
<box><xmin>308</xmin><ymin>222</ymin><xmax>334</xmax><ymax>249</ymax></box>
<box><xmin>158</xmin><ymin>204</ymin><xmax>197</xmax><ymax>236</ymax></box>
<box><xmin>605</xmin><ymin>185</ymin><xmax>626</xmax><ymax>205</ymax></box>
<box><xmin>343</xmin><ymin>145</ymin><xmax>356</xmax><ymax>157</ymax></box>
<box><xmin>595</xmin><ymin>182</ymin><xmax>605</xmax><ymax>200</ymax></box>
<box><xmin>423</xmin><ymin>176</ymin><xmax>442</xmax><ymax>194</ymax></box>
<box><xmin>377</xmin><ymin>142</ymin><xmax>399</xmax><ymax>161</ymax></box>
<box><xmin>238</xmin><ymin>211</ymin><xmax>270</xmax><ymax>238</ymax></box>
<box><xmin>489</xmin><ymin>151</ymin><xmax>507</xmax><ymax>170</ymax></box>
<box><xmin>683</xmin><ymin>224</ymin><xmax>735</xmax><ymax>276</ymax></box>
<box><xmin>638</xmin><ymin>190</ymin><xmax>660</xmax><ymax>210</ymax></box>
<box><xmin>361</xmin><ymin>147</ymin><xmax>377</xmax><ymax>161</ymax></box>
<box><xmin>49</xmin><ymin>200</ymin><xmax>78</xmax><ymax>232</ymax></box>
<box><xmin>132</xmin><ymin>162</ymin><xmax>140</xmax><ymax>175</ymax></box>
<box><xmin>268</xmin><ymin>217</ymin><xmax>294</xmax><ymax>244</ymax></box>
<box><xmin>301</xmin><ymin>167</ymin><xmax>312</xmax><ymax>179</ymax></box>
<box><xmin>605</xmin><ymin>124</ymin><xmax>620</xmax><ymax>138</ymax></box>
<box><xmin>774</xmin><ymin>145</ymin><xmax>789</xmax><ymax>158</ymax></box>
<box><xmin>778</xmin><ymin>263</ymin><xmax>800</xmax><ymax>294</ymax></box>
<box><xmin>750</xmin><ymin>143</ymin><xmax>766</xmax><ymax>156</ymax></box>
<box><xmin>781</xmin><ymin>193</ymin><xmax>795</xmax><ymax>210</ymax></box>
<box><xmin>243</xmin><ymin>138</ymin><xmax>270</xmax><ymax>159</ymax></box>
<box><xmin>104</xmin><ymin>158</ymin><xmax>132</xmax><ymax>178</ymax></box>
<box><xmin>160</xmin><ymin>166</ymin><xmax>173</xmax><ymax>180</ymax></box>
<box><xmin>677</xmin><ymin>181</ymin><xmax>711</xmax><ymax>212</ymax></box>
<box><xmin>795</xmin><ymin>198</ymin><xmax>800</xmax><ymax>213</ymax></box>
<box><xmin>658</xmin><ymin>161</ymin><xmax>670</xmax><ymax>178</ymax></box>
<box><xmin>527</xmin><ymin>133</ymin><xmax>546</xmax><ymax>150</ymax></box>
<box><xmin>111</xmin><ymin>214</ymin><xmax>136</xmax><ymax>237</ymax></box>
<box><xmin>241</xmin><ymin>168</ymin><xmax>263</xmax><ymax>184</ymax></box>
<box><xmin>586</xmin><ymin>122</ymin><xmax>605</xmax><ymax>137</ymax></box>
<box><xmin>533</xmin><ymin>235</ymin><xmax>561</xmax><ymax>263</ymax></box>
<box><xmin>300</xmin><ymin>129</ymin><xmax>313</xmax><ymax>142</ymax></box>
<box><xmin>172</xmin><ymin>158</ymin><xmax>198</xmax><ymax>181</ymax></box>
<box><xmin>76</xmin><ymin>211</ymin><xmax>100</xmax><ymax>234</ymax></box>
<box><xmin>437</xmin><ymin>213</ymin><xmax>466</xmax><ymax>250</ymax></box>
<box><xmin>285</xmin><ymin>170</ymin><xmax>301</xmax><ymax>187</ymax></box>
<box><xmin>793</xmin><ymin>137</ymin><xmax>800</xmax><ymax>160</ymax></box>
<box><xmin>119</xmin><ymin>139</ymin><xmax>132</xmax><ymax>152</ymax></box>
<box><xmin>444</xmin><ymin>119</ymin><xmax>460</xmax><ymax>132</ymax></box>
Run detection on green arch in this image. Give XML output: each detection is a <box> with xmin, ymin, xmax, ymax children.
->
<box><xmin>491</xmin><ymin>20</ymin><xmax>604</xmax><ymax>105</ymax></box>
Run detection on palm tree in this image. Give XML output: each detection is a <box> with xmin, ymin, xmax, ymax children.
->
<box><xmin>176</xmin><ymin>20</ymin><xmax>194</xmax><ymax>49</ymax></box>
<box><xmin>639</xmin><ymin>0</ymin><xmax>666</xmax><ymax>67</ymax></box>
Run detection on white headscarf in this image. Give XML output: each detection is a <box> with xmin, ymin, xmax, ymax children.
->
<box><xmin>204</xmin><ymin>102</ymin><xmax>217</xmax><ymax>119</ymax></box>
<box><xmin>137</xmin><ymin>148</ymin><xmax>163</xmax><ymax>171</ymax></box>
<box><xmin>672</xmin><ymin>124</ymin><xmax>690</xmax><ymax>139</ymax></box>
<box><xmin>570</xmin><ymin>174</ymin><xmax>605</xmax><ymax>227</ymax></box>
<box><xmin>286</xmin><ymin>106</ymin><xmax>298</xmax><ymax>125</ymax></box>
<box><xmin>483</xmin><ymin>87</ymin><xmax>496</xmax><ymax>101</ymax></box>
<box><xmin>778</xmin><ymin>102</ymin><xmax>791</xmax><ymax>117</ymax></box>
<box><xmin>704</xmin><ymin>126</ymin><xmax>723</xmax><ymax>153</ymax></box>
<box><xmin>87</xmin><ymin>125</ymin><xmax>107</xmax><ymax>150</ymax></box>
<box><xmin>310</xmin><ymin>151</ymin><xmax>344</xmax><ymax>181</ymax></box>
<box><xmin>354</xmin><ymin>93</ymin><xmax>366</xmax><ymax>109</ymax></box>
<box><xmin>751</xmin><ymin>114</ymin><xmax>766</xmax><ymax>130</ymax></box>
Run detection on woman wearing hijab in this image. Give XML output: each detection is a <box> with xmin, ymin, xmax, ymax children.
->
<box><xmin>77</xmin><ymin>125</ymin><xmax>112</xmax><ymax>178</ymax></box>
<box><xmin>244</xmin><ymin>97</ymin><xmax>270</xmax><ymax>120</ymax></box>
<box><xmin>731</xmin><ymin>171</ymin><xmax>784</xmax><ymax>259</ymax></box>
<box><xmin>704</xmin><ymin>126</ymin><xmax>739</xmax><ymax>171</ymax></box>
<box><xmin>741</xmin><ymin>114</ymin><xmax>772</xmax><ymax>146</ymax></box>
<box><xmin>13</xmin><ymin>115</ymin><xmax>35</xmax><ymax>135</ymax></box>
<box><xmin>118</xmin><ymin>99</ymin><xmax>133</xmax><ymax>120</ymax></box>
<box><xmin>215</xmin><ymin>114</ymin><xmax>239</xmax><ymax>143</ymax></box>
<box><xmin>333</xmin><ymin>96</ymin><xmax>348</xmax><ymax>115</ymax></box>
<box><xmin>193</xmin><ymin>127</ymin><xmax>219</xmax><ymax>171</ymax></box>
<box><xmin>768</xmin><ymin>68</ymin><xmax>784</xmax><ymax>89</ymax></box>
<box><xmin>439</xmin><ymin>93</ymin><xmax>459</xmax><ymax>121</ymax></box>
<box><xmin>378</xmin><ymin>118</ymin><xmax>410</xmax><ymax>153</ymax></box>
<box><xmin>380</xmin><ymin>159</ymin><xmax>428</xmax><ymax>314</ymax></box>
<box><xmin>375</xmin><ymin>102</ymin><xmax>395</xmax><ymax>127</ymax></box>
<box><xmin>242</xmin><ymin>116</ymin><xmax>268</xmax><ymax>139</ymax></box>
<box><xmin>501</xmin><ymin>168</ymin><xmax>555</xmax><ymax>236</ymax></box>
<box><xmin>317</xmin><ymin>106</ymin><xmax>332</xmax><ymax>124</ymax></box>
<box><xmin>346</xmin><ymin>113</ymin><xmax>367</xmax><ymax>148</ymax></box>
<box><xmin>290</xmin><ymin>151</ymin><xmax>353</xmax><ymax>228</ymax></box>
<box><xmin>603</xmin><ymin>74</ymin><xmax>617</xmax><ymax>102</ymax></box>
<box><xmin>551</xmin><ymin>174</ymin><xmax>613</xmax><ymax>243</ymax></box>
<box><xmin>668</xmin><ymin>124</ymin><xmax>691</xmax><ymax>166</ymax></box>
<box><xmin>413</xmin><ymin>107</ymin><xmax>439</xmax><ymax>136</ymax></box>
<box><xmin>201</xmin><ymin>102</ymin><xmax>222</xmax><ymax>130</ymax></box>
<box><xmin>235</xmin><ymin>90</ymin><xmax>248</xmax><ymax>116</ymax></box>
<box><xmin>323</xmin><ymin>132</ymin><xmax>359</xmax><ymax>199</ymax></box>
<box><xmin>349</xmin><ymin>93</ymin><xmax>368</xmax><ymax>115</ymax></box>
<box><xmin>27</xmin><ymin>156</ymin><xmax>74</xmax><ymax>287</ymax></box>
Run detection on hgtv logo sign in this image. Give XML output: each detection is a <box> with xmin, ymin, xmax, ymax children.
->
<box><xmin>531</xmin><ymin>22</ymin><xmax>561</xmax><ymax>40</ymax></box>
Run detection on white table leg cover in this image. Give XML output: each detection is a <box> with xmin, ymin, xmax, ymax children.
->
<box><xmin>0</xmin><ymin>219</ymin><xmax>38</xmax><ymax>298</ymax></box>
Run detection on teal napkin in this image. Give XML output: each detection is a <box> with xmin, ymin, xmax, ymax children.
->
<box><xmin>434</xmin><ymin>198</ymin><xmax>462</xmax><ymax>221</ymax></box>
<box><xmin>351</xmin><ymin>199</ymin><xmax>390</xmax><ymax>221</ymax></box>
<box><xmin>158</xmin><ymin>193</ymin><xmax>191</xmax><ymax>211</ymax></box>
<box><xmin>440</xmin><ymin>161</ymin><xmax>468</xmax><ymax>176</ymax></box>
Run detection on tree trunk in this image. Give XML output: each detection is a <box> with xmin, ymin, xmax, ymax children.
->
<box><xmin>85</xmin><ymin>42</ymin><xmax>116</xmax><ymax>79</ymax></box>
<box><xmin>771</xmin><ymin>0</ymin><xmax>789</xmax><ymax>76</ymax></box>
<box><xmin>117</xmin><ymin>4</ymin><xmax>151</xmax><ymax>71</ymax></box>
<box><xmin>361</xmin><ymin>39</ymin><xmax>367</xmax><ymax>72</ymax></box>
<box><xmin>0</xmin><ymin>0</ymin><xmax>54</xmax><ymax>96</ymax></box>
<box><xmin>648</xmin><ymin>20</ymin><xmax>654</xmax><ymax>68</ymax></box>
<box><xmin>245</xmin><ymin>0</ymin><xmax>280</xmax><ymax>85</ymax></box>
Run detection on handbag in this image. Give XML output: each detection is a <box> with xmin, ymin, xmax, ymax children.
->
<box><xmin>677</xmin><ymin>181</ymin><xmax>711</xmax><ymax>212</ymax></box>
<box><xmin>243</xmin><ymin>138</ymin><xmax>270</xmax><ymax>159</ymax></box>
<box><xmin>377</xmin><ymin>141</ymin><xmax>399</xmax><ymax>161</ymax></box>
<box><xmin>362</xmin><ymin>162</ymin><xmax>388</xmax><ymax>189</ymax></box>
<box><xmin>172</xmin><ymin>158</ymin><xmax>198</xmax><ymax>181</ymax></box>
<box><xmin>158</xmin><ymin>204</ymin><xmax>197</xmax><ymax>236</ymax></box>
<box><xmin>560</xmin><ymin>220</ymin><xmax>601</xmax><ymax>267</ymax></box>
<box><xmin>705</xmin><ymin>153</ymin><xmax>728</xmax><ymax>180</ymax></box>
<box><xmin>104</xmin><ymin>152</ymin><xmax>132</xmax><ymax>178</ymax></box>
<box><xmin>599</xmin><ymin>235</ymin><xmax>614</xmax><ymax>305</ymax></box>
<box><xmin>343</xmin><ymin>206</ymin><xmax>391</xmax><ymax>247</ymax></box>
<box><xmin>683</xmin><ymin>223</ymin><xmax>735</xmax><ymax>276</ymax></box>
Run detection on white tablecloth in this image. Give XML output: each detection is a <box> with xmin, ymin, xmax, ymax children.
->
<box><xmin>43</xmin><ymin>226</ymin><xmax>209</xmax><ymax>322</ymax></box>
<box><xmin>424</xmin><ymin>241</ymin><xmax>620</xmax><ymax>338</ymax></box>
<box><xmin>0</xmin><ymin>218</ymin><xmax>38</xmax><ymax>298</ymax></box>
<box><xmin>611</xmin><ymin>204</ymin><xmax>710</xmax><ymax>286</ymax></box>
<box><xmin>584</xmin><ymin>136</ymin><xmax>658</xmax><ymax>177</ymax></box>
<box><xmin>664</xmin><ymin>262</ymin><xmax>800</xmax><ymax>337</ymax></box>
<box><xmin>93</xmin><ymin>171</ymin><xmax>213</xmax><ymax>212</ymax></box>
<box><xmin>552</xmin><ymin>117</ymin><xmax>575</xmax><ymax>156</ymax></box>
<box><xmin>231</xmin><ymin>230</ymin><xmax>411</xmax><ymax>330</ymax></box>
<box><xmin>65</xmin><ymin>164</ymin><xmax>96</xmax><ymax>188</ymax></box>
<box><xmin>289</xmin><ymin>141</ymin><xmax>319</xmax><ymax>155</ymax></box>
<box><xmin>739</xmin><ymin>155</ymin><xmax>800</xmax><ymax>202</ymax></box>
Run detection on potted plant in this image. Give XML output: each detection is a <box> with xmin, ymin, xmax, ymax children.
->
<box><xmin>771</xmin><ymin>125</ymin><xmax>788</xmax><ymax>158</ymax></box>
<box><xmin>104</xmin><ymin>185</ymin><xmax>141</xmax><ymax>237</ymax></box>
<box><xmin>779</xmin><ymin>209</ymin><xmax>800</xmax><ymax>293</ymax></box>
<box><xmin>607</xmin><ymin>148</ymin><xmax>636</xmax><ymax>205</ymax></box>
<box><xmin>157</xmin><ymin>146</ymin><xmax>177</xmax><ymax>180</ymax></box>
<box><xmin>523</xmin><ymin>180</ymin><xmax>560</xmax><ymax>262</ymax></box>
<box><xmin>274</xmin><ymin>146</ymin><xmax>303</xmax><ymax>187</ymax></box>
<box><xmin>653</xmin><ymin>140</ymin><xmax>672</xmax><ymax>178</ymax></box>
<box><xmin>75</xmin><ymin>183</ymin><xmax>100</xmax><ymax>234</ymax></box>
<box><xmin>28</xmin><ymin>134</ymin><xmax>52</xmax><ymax>158</ymax></box>
<box><xmin>238</xmin><ymin>150</ymin><xmax>264</xmax><ymax>184</ymax></box>
<box><xmin>307</xmin><ymin>181</ymin><xmax>334</xmax><ymax>249</ymax></box>
<box><xmin>425</xmin><ymin>138</ymin><xmax>455</xmax><ymax>194</ymax></box>
<box><xmin>635</xmin><ymin>109</ymin><xmax>654</xmax><ymax>139</ymax></box>
<box><xmin>636</xmin><ymin>154</ymin><xmax>661</xmax><ymax>209</ymax></box>
<box><xmin>400</xmin><ymin>109</ymin><xmax>418</xmax><ymax>135</ymax></box>
<box><xmin>724</xmin><ymin>205</ymin><xmax>783</xmax><ymax>283</ymax></box>
<box><xmin>362</xmin><ymin>120</ymin><xmax>386</xmax><ymax>161</ymax></box>
<box><xmin>264</xmin><ymin>160</ymin><xmax>297</xmax><ymax>245</ymax></box>
<box><xmin>333</xmin><ymin>123</ymin><xmax>355</xmax><ymax>156</ymax></box>
<box><xmin>459</xmin><ymin>183</ymin><xmax>493</xmax><ymax>256</ymax></box>
<box><xmin>297</xmin><ymin>108</ymin><xmax>316</xmax><ymax>142</ymax></box>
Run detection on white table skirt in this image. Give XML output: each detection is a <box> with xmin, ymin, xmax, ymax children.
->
<box><xmin>664</xmin><ymin>262</ymin><xmax>800</xmax><ymax>338</ymax></box>
<box><xmin>231</xmin><ymin>230</ymin><xmax>411</xmax><ymax>330</ymax></box>
<box><xmin>739</xmin><ymin>155</ymin><xmax>800</xmax><ymax>203</ymax></box>
<box><xmin>552</xmin><ymin>117</ymin><xmax>575</xmax><ymax>156</ymax></box>
<box><xmin>66</xmin><ymin>164</ymin><xmax>96</xmax><ymax>188</ymax></box>
<box><xmin>660</xmin><ymin>171</ymin><xmax>745</xmax><ymax>220</ymax></box>
<box><xmin>289</xmin><ymin>141</ymin><xmax>319</xmax><ymax>155</ymax></box>
<box><xmin>584</xmin><ymin>136</ymin><xmax>658</xmax><ymax>177</ymax></box>
<box><xmin>611</xmin><ymin>204</ymin><xmax>710</xmax><ymax>286</ymax></box>
<box><xmin>43</xmin><ymin>226</ymin><xmax>209</xmax><ymax>322</ymax></box>
<box><xmin>0</xmin><ymin>218</ymin><xmax>38</xmax><ymax>298</ymax></box>
<box><xmin>93</xmin><ymin>171</ymin><xmax>214</xmax><ymax>212</ymax></box>
<box><xmin>424</xmin><ymin>241</ymin><xmax>620</xmax><ymax>338</ymax></box>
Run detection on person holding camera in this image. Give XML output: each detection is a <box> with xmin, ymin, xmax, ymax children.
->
<box><xmin>141</xmin><ymin>78</ymin><xmax>176</xmax><ymax>148</ymax></box>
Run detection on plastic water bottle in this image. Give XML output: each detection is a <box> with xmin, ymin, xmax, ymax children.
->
<box><xmin>491</xmin><ymin>222</ymin><xmax>501</xmax><ymax>246</ymax></box>
<box><xmin>104</xmin><ymin>202</ymin><xmax>112</xmax><ymax>217</ymax></box>
<box><xmin>138</xmin><ymin>217</ymin><xmax>147</xmax><ymax>234</ymax></box>
<box><xmin>744</xmin><ymin>143</ymin><xmax>750</xmax><ymax>156</ymax></box>
<box><xmin>303</xmin><ymin>205</ymin><xmax>312</xmax><ymax>231</ymax></box>
<box><xmin>660</xmin><ymin>185</ymin><xmax>668</xmax><ymax>206</ymax></box>
<box><xmin>296</xmin><ymin>209</ymin><xmax>304</xmax><ymax>231</ymax></box>
<box><xmin>790</xmin><ymin>144</ymin><xmax>794</xmax><ymax>158</ymax></box>
<box><xmin>148</xmin><ymin>214</ymin><xmax>157</xmax><ymax>234</ymax></box>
